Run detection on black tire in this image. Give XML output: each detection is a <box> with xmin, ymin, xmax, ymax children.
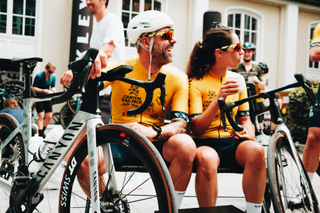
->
<box><xmin>0</xmin><ymin>80</ymin><xmax>36</xmax><ymax>110</ymax></box>
<box><xmin>59</xmin><ymin>124</ymin><xmax>177</xmax><ymax>213</ymax></box>
<box><xmin>267</xmin><ymin>132</ymin><xmax>320</xmax><ymax>213</ymax></box>
<box><xmin>60</xmin><ymin>100</ymin><xmax>77</xmax><ymax>129</ymax></box>
<box><xmin>0</xmin><ymin>113</ymin><xmax>24</xmax><ymax>179</ymax></box>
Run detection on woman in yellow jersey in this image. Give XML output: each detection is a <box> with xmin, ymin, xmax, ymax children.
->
<box><xmin>187</xmin><ymin>27</ymin><xmax>266</xmax><ymax>213</ymax></box>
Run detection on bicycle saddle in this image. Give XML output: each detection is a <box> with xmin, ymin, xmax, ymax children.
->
<box><xmin>11</xmin><ymin>57</ymin><xmax>43</xmax><ymax>64</ymax></box>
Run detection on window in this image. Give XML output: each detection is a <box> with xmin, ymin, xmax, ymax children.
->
<box><xmin>122</xmin><ymin>0</ymin><xmax>163</xmax><ymax>47</ymax></box>
<box><xmin>0</xmin><ymin>0</ymin><xmax>36</xmax><ymax>36</ymax></box>
<box><xmin>0</xmin><ymin>0</ymin><xmax>7</xmax><ymax>33</ymax></box>
<box><xmin>226</xmin><ymin>7</ymin><xmax>262</xmax><ymax>62</ymax></box>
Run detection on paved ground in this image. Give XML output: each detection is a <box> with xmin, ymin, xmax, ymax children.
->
<box><xmin>1</xmin><ymin>125</ymin><xmax>320</xmax><ymax>212</ymax></box>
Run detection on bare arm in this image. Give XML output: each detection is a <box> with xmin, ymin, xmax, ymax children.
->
<box><xmin>32</xmin><ymin>87</ymin><xmax>53</xmax><ymax>94</ymax></box>
<box><xmin>252</xmin><ymin>76</ymin><xmax>265</xmax><ymax>91</ymax></box>
<box><xmin>310</xmin><ymin>46</ymin><xmax>320</xmax><ymax>62</ymax></box>
<box><xmin>125</xmin><ymin>118</ymin><xmax>187</xmax><ymax>140</ymax></box>
<box><xmin>101</xmin><ymin>42</ymin><xmax>115</xmax><ymax>59</ymax></box>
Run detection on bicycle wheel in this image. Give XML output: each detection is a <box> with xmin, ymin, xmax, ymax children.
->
<box><xmin>59</xmin><ymin>124</ymin><xmax>177</xmax><ymax>213</ymax></box>
<box><xmin>60</xmin><ymin>100</ymin><xmax>77</xmax><ymax>129</ymax></box>
<box><xmin>267</xmin><ymin>132</ymin><xmax>320</xmax><ymax>213</ymax></box>
<box><xmin>0</xmin><ymin>113</ymin><xmax>24</xmax><ymax>180</ymax></box>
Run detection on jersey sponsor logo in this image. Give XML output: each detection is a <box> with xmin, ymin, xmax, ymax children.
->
<box><xmin>139</xmin><ymin>21</ymin><xmax>151</xmax><ymax>25</ymax></box>
<box><xmin>121</xmin><ymin>85</ymin><xmax>143</xmax><ymax>108</ymax></box>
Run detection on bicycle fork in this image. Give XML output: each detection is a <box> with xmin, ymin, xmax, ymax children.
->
<box><xmin>86</xmin><ymin>116</ymin><xmax>119</xmax><ymax>212</ymax></box>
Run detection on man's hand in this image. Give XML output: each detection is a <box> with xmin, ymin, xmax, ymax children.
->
<box><xmin>60</xmin><ymin>50</ymin><xmax>108</xmax><ymax>87</ymax></box>
<box><xmin>251</xmin><ymin>76</ymin><xmax>259</xmax><ymax>83</ymax></box>
<box><xmin>89</xmin><ymin>50</ymin><xmax>107</xmax><ymax>79</ymax></box>
<box><xmin>60</xmin><ymin>70</ymin><xmax>73</xmax><ymax>87</ymax></box>
<box><xmin>125</xmin><ymin>122</ymin><xmax>157</xmax><ymax>139</ymax></box>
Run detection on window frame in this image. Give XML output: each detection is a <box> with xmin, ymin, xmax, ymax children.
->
<box><xmin>0</xmin><ymin>0</ymin><xmax>37</xmax><ymax>37</ymax></box>
<box><xmin>121</xmin><ymin>0</ymin><xmax>167</xmax><ymax>50</ymax></box>
<box><xmin>225</xmin><ymin>6</ymin><xmax>264</xmax><ymax>63</ymax></box>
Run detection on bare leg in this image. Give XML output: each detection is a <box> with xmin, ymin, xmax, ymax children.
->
<box><xmin>36</xmin><ymin>111</ymin><xmax>44</xmax><ymax>130</ymax></box>
<box><xmin>236</xmin><ymin>140</ymin><xmax>266</xmax><ymax>203</ymax></box>
<box><xmin>162</xmin><ymin>134</ymin><xmax>196</xmax><ymax>191</ymax></box>
<box><xmin>303</xmin><ymin>127</ymin><xmax>320</xmax><ymax>172</ymax></box>
<box><xmin>43</xmin><ymin>112</ymin><xmax>53</xmax><ymax>127</ymax></box>
<box><xmin>195</xmin><ymin>146</ymin><xmax>219</xmax><ymax>207</ymax></box>
<box><xmin>76</xmin><ymin>146</ymin><xmax>107</xmax><ymax>198</ymax></box>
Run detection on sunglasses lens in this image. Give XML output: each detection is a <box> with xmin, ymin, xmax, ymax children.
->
<box><xmin>161</xmin><ymin>30</ymin><xmax>173</xmax><ymax>40</ymax></box>
<box><xmin>234</xmin><ymin>43</ymin><xmax>241</xmax><ymax>52</ymax></box>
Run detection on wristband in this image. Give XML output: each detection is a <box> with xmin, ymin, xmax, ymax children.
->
<box><xmin>152</xmin><ymin>125</ymin><xmax>162</xmax><ymax>139</ymax></box>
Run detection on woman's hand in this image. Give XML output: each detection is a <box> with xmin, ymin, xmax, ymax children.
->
<box><xmin>218</xmin><ymin>80</ymin><xmax>241</xmax><ymax>99</ymax></box>
<box><xmin>229</xmin><ymin>128</ymin><xmax>256</xmax><ymax>141</ymax></box>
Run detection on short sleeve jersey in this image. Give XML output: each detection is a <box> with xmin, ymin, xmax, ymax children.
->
<box><xmin>102</xmin><ymin>58</ymin><xmax>188</xmax><ymax>127</ymax></box>
<box><xmin>90</xmin><ymin>13</ymin><xmax>125</xmax><ymax>61</ymax></box>
<box><xmin>188</xmin><ymin>71</ymin><xmax>250</xmax><ymax>139</ymax></box>
<box><xmin>310</xmin><ymin>23</ymin><xmax>320</xmax><ymax>49</ymax></box>
<box><xmin>33</xmin><ymin>71</ymin><xmax>56</xmax><ymax>95</ymax></box>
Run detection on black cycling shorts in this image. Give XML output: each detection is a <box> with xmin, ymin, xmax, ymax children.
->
<box><xmin>308</xmin><ymin>86</ymin><xmax>320</xmax><ymax>128</ymax></box>
<box><xmin>193</xmin><ymin>137</ymin><xmax>245</xmax><ymax>169</ymax></box>
<box><xmin>36</xmin><ymin>101</ymin><xmax>52</xmax><ymax>113</ymax></box>
<box><xmin>110</xmin><ymin>140</ymin><xmax>168</xmax><ymax>169</ymax></box>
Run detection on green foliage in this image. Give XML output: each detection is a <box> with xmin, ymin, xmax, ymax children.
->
<box><xmin>288</xmin><ymin>80</ymin><xmax>319</xmax><ymax>144</ymax></box>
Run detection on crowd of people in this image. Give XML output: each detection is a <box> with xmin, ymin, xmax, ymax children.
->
<box><xmin>1</xmin><ymin>0</ymin><xmax>319</xmax><ymax>212</ymax></box>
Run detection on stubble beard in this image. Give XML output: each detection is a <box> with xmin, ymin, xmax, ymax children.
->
<box><xmin>151</xmin><ymin>44</ymin><xmax>173</xmax><ymax>69</ymax></box>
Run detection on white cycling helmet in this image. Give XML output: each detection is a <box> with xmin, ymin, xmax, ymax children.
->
<box><xmin>127</xmin><ymin>10</ymin><xmax>174</xmax><ymax>81</ymax></box>
<box><xmin>127</xmin><ymin>10</ymin><xmax>174</xmax><ymax>44</ymax></box>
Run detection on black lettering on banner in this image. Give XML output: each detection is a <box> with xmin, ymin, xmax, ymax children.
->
<box><xmin>69</xmin><ymin>0</ymin><xmax>93</xmax><ymax>62</ymax></box>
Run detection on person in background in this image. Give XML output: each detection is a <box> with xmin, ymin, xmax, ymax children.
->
<box><xmin>231</xmin><ymin>43</ymin><xmax>265</xmax><ymax>133</ymax></box>
<box><xmin>302</xmin><ymin>22</ymin><xmax>320</xmax><ymax>183</ymax></box>
<box><xmin>275</xmin><ymin>93</ymin><xmax>283</xmax><ymax>110</ymax></box>
<box><xmin>87</xmin><ymin>0</ymin><xmax>125</xmax><ymax>124</ymax></box>
<box><xmin>0</xmin><ymin>98</ymin><xmax>38</xmax><ymax>157</ymax></box>
<box><xmin>256</xmin><ymin>62</ymin><xmax>269</xmax><ymax>130</ymax></box>
<box><xmin>32</xmin><ymin>62</ymin><xmax>56</xmax><ymax>138</ymax></box>
<box><xmin>187</xmin><ymin>27</ymin><xmax>266</xmax><ymax>213</ymax></box>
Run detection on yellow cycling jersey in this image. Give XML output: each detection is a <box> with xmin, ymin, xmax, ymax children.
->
<box><xmin>311</xmin><ymin>23</ymin><xmax>320</xmax><ymax>48</ymax></box>
<box><xmin>102</xmin><ymin>58</ymin><xmax>188</xmax><ymax>127</ymax></box>
<box><xmin>188</xmin><ymin>71</ymin><xmax>250</xmax><ymax>138</ymax></box>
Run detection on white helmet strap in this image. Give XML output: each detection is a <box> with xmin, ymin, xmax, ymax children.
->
<box><xmin>139</xmin><ymin>35</ymin><xmax>155</xmax><ymax>81</ymax></box>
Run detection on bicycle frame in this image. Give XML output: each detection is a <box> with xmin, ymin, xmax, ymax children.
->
<box><xmin>0</xmin><ymin>90</ymin><xmax>118</xmax><ymax>212</ymax></box>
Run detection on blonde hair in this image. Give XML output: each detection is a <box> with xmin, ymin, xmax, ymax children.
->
<box><xmin>45</xmin><ymin>62</ymin><xmax>56</xmax><ymax>70</ymax></box>
<box><xmin>3</xmin><ymin>98</ymin><xmax>19</xmax><ymax>109</ymax></box>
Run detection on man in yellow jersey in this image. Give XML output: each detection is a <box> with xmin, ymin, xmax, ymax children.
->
<box><xmin>303</xmin><ymin>23</ymin><xmax>320</xmax><ymax>183</ymax></box>
<box><xmin>61</xmin><ymin>10</ymin><xmax>196</xmax><ymax>208</ymax></box>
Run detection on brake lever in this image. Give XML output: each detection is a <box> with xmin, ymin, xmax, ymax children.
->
<box><xmin>294</xmin><ymin>72</ymin><xmax>320</xmax><ymax>111</ymax></box>
<box><xmin>218</xmin><ymin>97</ymin><xmax>244</xmax><ymax>132</ymax></box>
